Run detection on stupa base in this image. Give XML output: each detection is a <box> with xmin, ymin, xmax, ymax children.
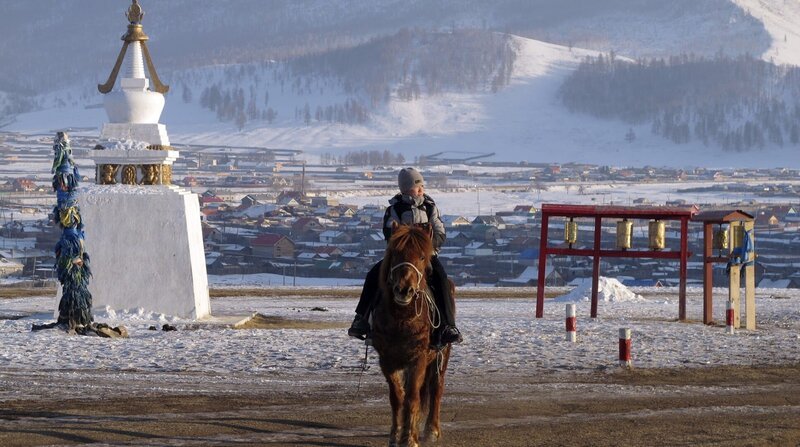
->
<box><xmin>78</xmin><ymin>184</ymin><xmax>210</xmax><ymax>319</ymax></box>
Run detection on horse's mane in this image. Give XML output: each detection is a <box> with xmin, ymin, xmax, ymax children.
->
<box><xmin>387</xmin><ymin>225</ymin><xmax>433</xmax><ymax>259</ymax></box>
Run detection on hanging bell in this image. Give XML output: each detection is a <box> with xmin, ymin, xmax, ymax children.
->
<box><xmin>648</xmin><ymin>220</ymin><xmax>665</xmax><ymax>250</ymax></box>
<box><xmin>564</xmin><ymin>218</ymin><xmax>578</xmax><ymax>245</ymax></box>
<box><xmin>616</xmin><ymin>219</ymin><xmax>633</xmax><ymax>250</ymax></box>
<box><xmin>713</xmin><ymin>227</ymin><xmax>728</xmax><ymax>250</ymax></box>
<box><xmin>730</xmin><ymin>224</ymin><xmax>744</xmax><ymax>251</ymax></box>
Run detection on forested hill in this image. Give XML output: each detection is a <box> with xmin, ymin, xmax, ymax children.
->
<box><xmin>559</xmin><ymin>54</ymin><xmax>800</xmax><ymax>152</ymax></box>
<box><xmin>190</xmin><ymin>29</ymin><xmax>516</xmax><ymax>128</ymax></box>
<box><xmin>0</xmin><ymin>0</ymin><xmax>765</xmax><ymax>95</ymax></box>
<box><xmin>289</xmin><ymin>30</ymin><xmax>517</xmax><ymax>104</ymax></box>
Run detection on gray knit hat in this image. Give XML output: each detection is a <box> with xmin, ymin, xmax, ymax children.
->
<box><xmin>398</xmin><ymin>167</ymin><xmax>424</xmax><ymax>192</ymax></box>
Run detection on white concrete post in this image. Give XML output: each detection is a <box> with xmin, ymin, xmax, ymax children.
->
<box><xmin>565</xmin><ymin>304</ymin><xmax>577</xmax><ymax>342</ymax></box>
<box><xmin>619</xmin><ymin>328</ymin><xmax>632</xmax><ymax>369</ymax></box>
<box><xmin>726</xmin><ymin>301</ymin><xmax>735</xmax><ymax>335</ymax></box>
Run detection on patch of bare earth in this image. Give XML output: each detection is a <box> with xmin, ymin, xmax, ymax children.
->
<box><xmin>208</xmin><ymin>286</ymin><xmax>557</xmax><ymax>299</ymax></box>
<box><xmin>0</xmin><ymin>364</ymin><xmax>797</xmax><ymax>446</ymax></box>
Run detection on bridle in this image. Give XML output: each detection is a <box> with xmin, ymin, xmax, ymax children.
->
<box><xmin>388</xmin><ymin>259</ymin><xmax>440</xmax><ymax>328</ymax></box>
<box><xmin>389</xmin><ymin>260</ymin><xmax>425</xmax><ymax>306</ymax></box>
<box><xmin>390</xmin><ymin>262</ymin><xmax>423</xmax><ymax>289</ymax></box>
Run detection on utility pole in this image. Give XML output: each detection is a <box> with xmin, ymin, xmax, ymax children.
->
<box><xmin>476</xmin><ymin>185</ymin><xmax>481</xmax><ymax>216</ymax></box>
<box><xmin>301</xmin><ymin>161</ymin><xmax>306</xmax><ymax>198</ymax></box>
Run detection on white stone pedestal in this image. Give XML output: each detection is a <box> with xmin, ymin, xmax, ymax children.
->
<box><xmin>78</xmin><ymin>184</ymin><xmax>210</xmax><ymax>319</ymax></box>
<box><xmin>89</xmin><ymin>148</ymin><xmax>179</xmax><ymax>165</ymax></box>
<box><xmin>100</xmin><ymin>123</ymin><xmax>170</xmax><ymax>146</ymax></box>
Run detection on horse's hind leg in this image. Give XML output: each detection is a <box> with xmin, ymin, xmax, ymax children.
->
<box><xmin>385</xmin><ymin>370</ymin><xmax>404</xmax><ymax>447</ymax></box>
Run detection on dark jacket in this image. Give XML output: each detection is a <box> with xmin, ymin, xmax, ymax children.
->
<box><xmin>382</xmin><ymin>193</ymin><xmax>446</xmax><ymax>252</ymax></box>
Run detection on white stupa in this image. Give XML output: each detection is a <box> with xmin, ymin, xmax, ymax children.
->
<box><xmin>98</xmin><ymin>0</ymin><xmax>169</xmax><ymax>146</ymax></box>
<box><xmin>77</xmin><ymin>0</ymin><xmax>210</xmax><ymax>319</ymax></box>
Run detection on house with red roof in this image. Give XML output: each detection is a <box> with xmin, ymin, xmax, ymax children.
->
<box><xmin>250</xmin><ymin>233</ymin><xmax>295</xmax><ymax>259</ymax></box>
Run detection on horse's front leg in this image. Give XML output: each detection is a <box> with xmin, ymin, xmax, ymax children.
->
<box><xmin>423</xmin><ymin>351</ymin><xmax>449</xmax><ymax>442</ymax></box>
<box><xmin>400</xmin><ymin>361</ymin><xmax>426</xmax><ymax>447</ymax></box>
<box><xmin>385</xmin><ymin>369</ymin><xmax>404</xmax><ymax>447</ymax></box>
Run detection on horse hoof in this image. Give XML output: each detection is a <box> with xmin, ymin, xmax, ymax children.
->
<box><xmin>423</xmin><ymin>429</ymin><xmax>440</xmax><ymax>442</ymax></box>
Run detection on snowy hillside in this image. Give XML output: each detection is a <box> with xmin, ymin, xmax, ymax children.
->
<box><xmin>0</xmin><ymin>0</ymin><xmax>768</xmax><ymax>93</ymax></box>
<box><xmin>9</xmin><ymin>33</ymin><xmax>800</xmax><ymax>169</ymax></box>
<box><xmin>733</xmin><ymin>0</ymin><xmax>800</xmax><ymax>66</ymax></box>
<box><xmin>4</xmin><ymin>1</ymin><xmax>800</xmax><ymax>168</ymax></box>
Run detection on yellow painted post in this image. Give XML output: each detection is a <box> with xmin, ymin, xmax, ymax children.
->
<box><xmin>728</xmin><ymin>221</ymin><xmax>741</xmax><ymax>328</ymax></box>
<box><xmin>744</xmin><ymin>220</ymin><xmax>756</xmax><ymax>330</ymax></box>
<box><xmin>728</xmin><ymin>263</ymin><xmax>741</xmax><ymax>329</ymax></box>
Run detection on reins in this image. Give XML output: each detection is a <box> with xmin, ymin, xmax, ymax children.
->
<box><xmin>355</xmin><ymin>341</ymin><xmax>370</xmax><ymax>398</ymax></box>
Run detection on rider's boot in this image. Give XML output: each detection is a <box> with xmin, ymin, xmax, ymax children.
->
<box><xmin>347</xmin><ymin>313</ymin><xmax>370</xmax><ymax>340</ymax></box>
<box><xmin>440</xmin><ymin>325</ymin><xmax>463</xmax><ymax>344</ymax></box>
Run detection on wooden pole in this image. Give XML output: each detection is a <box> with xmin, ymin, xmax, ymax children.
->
<box><xmin>703</xmin><ymin>222</ymin><xmax>714</xmax><ymax>324</ymax></box>
<box><xmin>744</xmin><ymin>220</ymin><xmax>756</xmax><ymax>330</ymax></box>
<box><xmin>679</xmin><ymin>217</ymin><xmax>689</xmax><ymax>321</ymax></box>
<box><xmin>535</xmin><ymin>213</ymin><xmax>549</xmax><ymax>318</ymax></box>
<box><xmin>591</xmin><ymin>216</ymin><xmax>602</xmax><ymax>318</ymax></box>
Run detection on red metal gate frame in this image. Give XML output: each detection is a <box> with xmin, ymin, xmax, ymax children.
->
<box><xmin>535</xmin><ymin>204</ymin><xmax>698</xmax><ymax>319</ymax></box>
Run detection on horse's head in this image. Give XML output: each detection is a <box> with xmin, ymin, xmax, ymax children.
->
<box><xmin>383</xmin><ymin>223</ymin><xmax>434</xmax><ymax>306</ymax></box>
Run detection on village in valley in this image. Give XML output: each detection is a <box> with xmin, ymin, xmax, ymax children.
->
<box><xmin>2</xmin><ymin>129</ymin><xmax>799</xmax><ymax>290</ymax></box>
<box><xmin>1</xmin><ymin>0</ymin><xmax>800</xmax><ymax>444</ymax></box>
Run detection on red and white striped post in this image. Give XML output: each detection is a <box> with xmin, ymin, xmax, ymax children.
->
<box><xmin>565</xmin><ymin>304</ymin><xmax>577</xmax><ymax>342</ymax></box>
<box><xmin>618</xmin><ymin>328</ymin><xmax>632</xmax><ymax>369</ymax></box>
<box><xmin>726</xmin><ymin>301</ymin><xmax>735</xmax><ymax>334</ymax></box>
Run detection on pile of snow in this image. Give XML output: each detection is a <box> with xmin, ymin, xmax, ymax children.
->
<box><xmin>554</xmin><ymin>277</ymin><xmax>644</xmax><ymax>303</ymax></box>
<box><xmin>95</xmin><ymin>306</ymin><xmax>179</xmax><ymax>323</ymax></box>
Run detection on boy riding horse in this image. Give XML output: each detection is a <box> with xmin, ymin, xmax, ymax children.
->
<box><xmin>348</xmin><ymin>167</ymin><xmax>463</xmax><ymax>346</ymax></box>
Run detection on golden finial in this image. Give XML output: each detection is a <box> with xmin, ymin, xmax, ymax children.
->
<box><xmin>99</xmin><ymin>0</ymin><xmax>169</xmax><ymax>94</ymax></box>
<box><xmin>126</xmin><ymin>0</ymin><xmax>144</xmax><ymax>24</ymax></box>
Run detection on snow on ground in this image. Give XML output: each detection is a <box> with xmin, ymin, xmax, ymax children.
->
<box><xmin>208</xmin><ymin>273</ymin><xmax>362</xmax><ymax>287</ymax></box>
<box><xmin>1</xmin><ymin>283</ymin><xmax>798</xmax><ymax>388</ymax></box>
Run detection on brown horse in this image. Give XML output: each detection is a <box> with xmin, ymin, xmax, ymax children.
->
<box><xmin>371</xmin><ymin>224</ymin><xmax>453</xmax><ymax>447</ymax></box>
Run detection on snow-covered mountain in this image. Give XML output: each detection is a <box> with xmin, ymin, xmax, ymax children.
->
<box><xmin>733</xmin><ymin>0</ymin><xmax>800</xmax><ymax>67</ymax></box>
<box><xmin>0</xmin><ymin>0</ymin><xmax>769</xmax><ymax>89</ymax></box>
<box><xmin>3</xmin><ymin>0</ymin><xmax>800</xmax><ymax>168</ymax></box>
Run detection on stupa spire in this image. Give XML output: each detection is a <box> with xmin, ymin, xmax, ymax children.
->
<box><xmin>126</xmin><ymin>0</ymin><xmax>144</xmax><ymax>23</ymax></box>
<box><xmin>98</xmin><ymin>0</ymin><xmax>168</xmax><ymax>94</ymax></box>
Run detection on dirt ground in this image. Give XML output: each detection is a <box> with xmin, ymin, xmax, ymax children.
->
<box><xmin>0</xmin><ymin>364</ymin><xmax>798</xmax><ymax>446</ymax></box>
